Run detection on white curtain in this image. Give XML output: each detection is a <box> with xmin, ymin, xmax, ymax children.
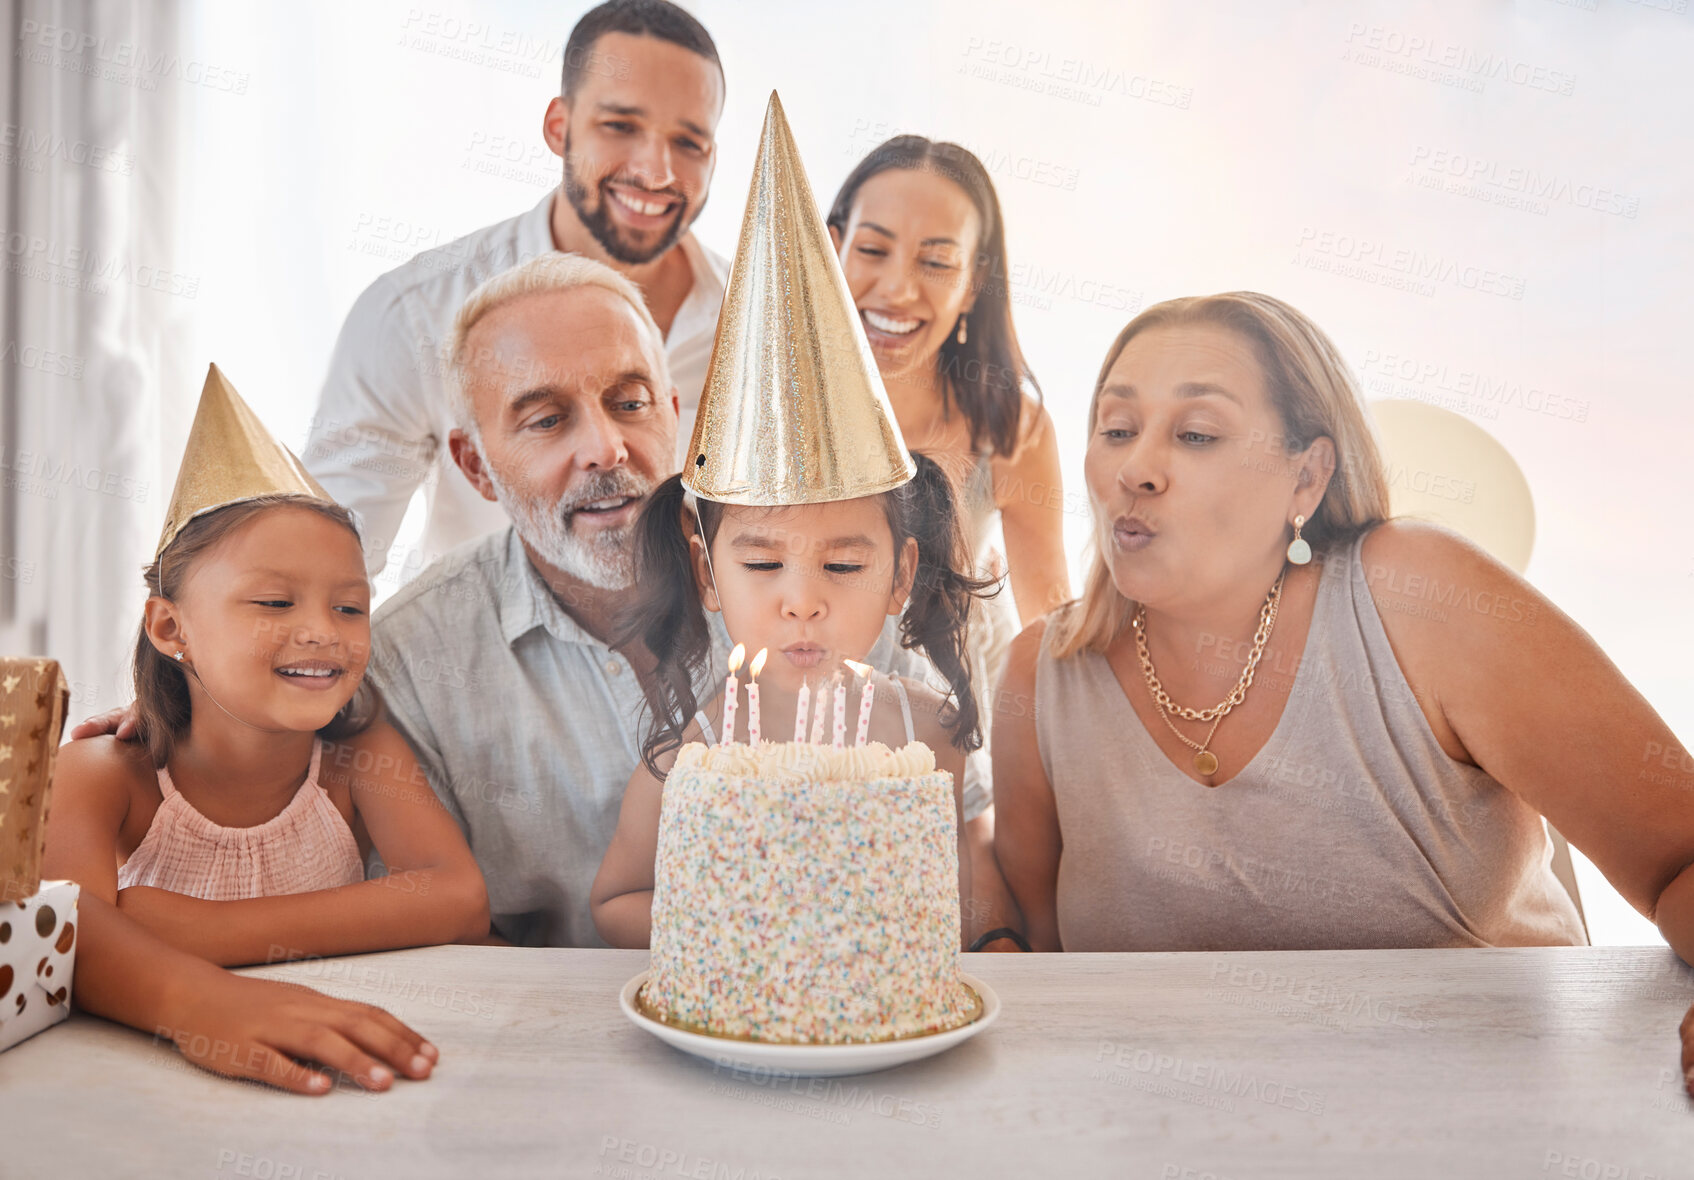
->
<box><xmin>0</xmin><ymin>0</ymin><xmax>194</xmax><ymax>717</ymax></box>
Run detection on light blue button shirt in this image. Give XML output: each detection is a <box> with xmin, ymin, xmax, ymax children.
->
<box><xmin>370</xmin><ymin>527</ymin><xmax>988</xmax><ymax>947</ymax></box>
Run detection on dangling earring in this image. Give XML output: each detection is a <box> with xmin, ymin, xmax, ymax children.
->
<box><xmin>1286</xmin><ymin>515</ymin><xmax>1311</xmax><ymax>565</ymax></box>
<box><xmin>956</xmin><ymin>314</ymin><xmax>968</xmax><ymax>345</ymax></box>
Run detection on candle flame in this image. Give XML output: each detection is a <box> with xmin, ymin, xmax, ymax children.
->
<box><xmin>749</xmin><ymin>648</ymin><xmax>768</xmax><ymax>678</ymax></box>
<box><xmin>728</xmin><ymin>643</ymin><xmax>746</xmax><ymax>674</ymax></box>
<box><xmin>842</xmin><ymin>659</ymin><xmax>873</xmax><ymax>678</ymax></box>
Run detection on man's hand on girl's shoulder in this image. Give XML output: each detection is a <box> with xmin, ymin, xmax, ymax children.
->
<box><xmin>69</xmin><ymin>703</ymin><xmax>141</xmax><ymax>742</ymax></box>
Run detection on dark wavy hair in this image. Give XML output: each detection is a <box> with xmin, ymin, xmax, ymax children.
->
<box><xmin>133</xmin><ymin>494</ymin><xmax>381</xmax><ymax>768</ymax></box>
<box><xmin>618</xmin><ymin>453</ymin><xmax>995</xmax><ymax>775</ymax></box>
<box><xmin>827</xmin><ymin>136</ymin><xmax>1041</xmax><ymax>459</ymax></box>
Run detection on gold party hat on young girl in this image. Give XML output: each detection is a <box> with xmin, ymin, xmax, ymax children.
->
<box><xmin>684</xmin><ymin>91</ymin><xmax>915</xmax><ymax>506</ymax></box>
<box><xmin>155</xmin><ymin>364</ymin><xmax>332</xmax><ymax>556</ymax></box>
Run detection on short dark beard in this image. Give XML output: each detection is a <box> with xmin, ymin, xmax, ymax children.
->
<box><xmin>563</xmin><ymin>131</ymin><xmax>690</xmax><ymax>265</ymax></box>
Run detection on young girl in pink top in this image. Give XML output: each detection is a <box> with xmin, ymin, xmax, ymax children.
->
<box><xmin>48</xmin><ymin>493</ymin><xmax>489</xmax><ymax>1093</ymax></box>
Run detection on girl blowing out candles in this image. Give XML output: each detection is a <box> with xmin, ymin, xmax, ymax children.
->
<box><xmin>589</xmin><ymin>94</ymin><xmax>999</xmax><ymax>950</ymax></box>
<box><xmin>587</xmin><ymin>450</ymin><xmax>990</xmax><ymax>948</ymax></box>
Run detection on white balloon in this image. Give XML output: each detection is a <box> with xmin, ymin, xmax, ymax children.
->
<box><xmin>1368</xmin><ymin>400</ymin><xmax>1536</xmax><ymax>574</ymax></box>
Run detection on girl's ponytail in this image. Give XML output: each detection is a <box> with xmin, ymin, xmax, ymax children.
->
<box><xmin>616</xmin><ymin>473</ymin><xmax>716</xmax><ymax>776</ymax></box>
<box><xmin>889</xmin><ymin>452</ymin><xmax>997</xmax><ymax>752</ymax></box>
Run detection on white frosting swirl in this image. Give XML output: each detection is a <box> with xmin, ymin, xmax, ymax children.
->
<box><xmin>674</xmin><ymin>740</ymin><xmax>936</xmax><ymax>781</ymax></box>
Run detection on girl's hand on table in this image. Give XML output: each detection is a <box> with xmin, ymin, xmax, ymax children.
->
<box><xmin>157</xmin><ymin>969</ymin><xmax>439</xmax><ymax>1095</ymax></box>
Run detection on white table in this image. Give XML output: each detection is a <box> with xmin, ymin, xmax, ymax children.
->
<box><xmin>5</xmin><ymin>946</ymin><xmax>1692</xmax><ymax>1179</ymax></box>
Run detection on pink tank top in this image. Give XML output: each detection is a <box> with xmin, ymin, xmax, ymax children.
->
<box><xmin>117</xmin><ymin>739</ymin><xmax>366</xmax><ymax>900</ymax></box>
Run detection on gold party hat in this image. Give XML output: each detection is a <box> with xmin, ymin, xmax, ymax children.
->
<box><xmin>155</xmin><ymin>364</ymin><xmax>332</xmax><ymax>556</ymax></box>
<box><xmin>684</xmin><ymin>91</ymin><xmax>915</xmax><ymax>505</ymax></box>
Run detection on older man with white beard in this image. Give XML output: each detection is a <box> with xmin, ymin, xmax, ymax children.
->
<box><xmin>368</xmin><ymin>253</ymin><xmax>990</xmax><ymax>947</ymax></box>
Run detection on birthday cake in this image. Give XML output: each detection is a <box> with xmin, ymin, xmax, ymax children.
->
<box><xmin>642</xmin><ymin>740</ymin><xmax>980</xmax><ymax>1044</ymax></box>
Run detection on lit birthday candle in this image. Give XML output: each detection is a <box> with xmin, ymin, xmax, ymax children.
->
<box><xmin>844</xmin><ymin>659</ymin><xmax>875</xmax><ymax>747</ymax></box>
<box><xmin>721</xmin><ymin>643</ymin><xmax>745</xmax><ymax>746</ymax></box>
<box><xmin>809</xmin><ymin>669</ymin><xmax>828</xmax><ymax>744</ymax></box>
<box><xmin>746</xmin><ymin>648</ymin><xmax>768</xmax><ymax>746</ymax></box>
<box><xmin>793</xmin><ymin>676</ymin><xmax>811</xmax><ymax>745</ymax></box>
<box><xmin>831</xmin><ymin>668</ymin><xmax>848</xmax><ymax>749</ymax></box>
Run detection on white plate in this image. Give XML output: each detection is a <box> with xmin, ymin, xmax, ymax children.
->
<box><xmin>619</xmin><ymin>970</ymin><xmax>1000</xmax><ymax>1078</ymax></box>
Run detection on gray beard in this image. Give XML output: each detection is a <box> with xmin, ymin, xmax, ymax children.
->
<box><xmin>486</xmin><ymin>464</ymin><xmax>649</xmax><ymax>590</ymax></box>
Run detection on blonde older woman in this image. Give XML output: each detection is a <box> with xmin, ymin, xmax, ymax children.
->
<box><xmin>990</xmin><ymin>293</ymin><xmax>1694</xmax><ymax>1089</ymax></box>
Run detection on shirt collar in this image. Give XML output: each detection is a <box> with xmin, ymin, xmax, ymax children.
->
<box><xmin>669</xmin><ymin>233</ymin><xmax>728</xmax><ymax>336</ymax></box>
<box><xmin>523</xmin><ymin>188</ymin><xmax>559</xmax><ymax>263</ymax></box>
<box><xmin>498</xmin><ymin>525</ymin><xmax>734</xmax><ymax>717</ymax></box>
<box><xmin>496</xmin><ymin>528</ymin><xmax>605</xmax><ymax>651</ymax></box>
<box><xmin>497</xmin><ymin>524</ymin><xmax>732</xmax><ymax>701</ymax></box>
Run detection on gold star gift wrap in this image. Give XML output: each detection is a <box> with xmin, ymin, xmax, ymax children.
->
<box><xmin>0</xmin><ymin>657</ymin><xmax>69</xmax><ymax>903</ymax></box>
<box><xmin>0</xmin><ymin>657</ymin><xmax>78</xmax><ymax>1052</ymax></box>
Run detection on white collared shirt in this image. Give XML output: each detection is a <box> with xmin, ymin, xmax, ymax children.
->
<box><xmin>305</xmin><ymin>188</ymin><xmax>728</xmax><ymax>579</ymax></box>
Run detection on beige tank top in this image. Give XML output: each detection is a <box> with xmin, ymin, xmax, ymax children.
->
<box><xmin>1035</xmin><ymin>530</ymin><xmax>1587</xmax><ymax>952</ymax></box>
<box><xmin>958</xmin><ymin>450</ymin><xmax>1020</xmax><ymax>730</ymax></box>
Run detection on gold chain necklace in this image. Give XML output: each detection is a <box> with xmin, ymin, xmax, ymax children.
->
<box><xmin>1133</xmin><ymin>571</ymin><xmax>1285</xmax><ymax>782</ymax></box>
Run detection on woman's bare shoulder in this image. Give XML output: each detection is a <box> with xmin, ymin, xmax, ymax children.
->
<box><xmin>997</xmin><ymin>396</ymin><xmax>1059</xmax><ymax>472</ymax></box>
<box><xmin>1357</xmin><ymin>519</ymin><xmax>1540</xmax><ymax>647</ymax></box>
<box><xmin>1359</xmin><ymin>517</ymin><xmax>1492</xmax><ymax>577</ymax></box>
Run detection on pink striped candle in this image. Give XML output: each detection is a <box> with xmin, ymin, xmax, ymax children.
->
<box><xmin>844</xmin><ymin>660</ymin><xmax>875</xmax><ymax>746</ymax></box>
<box><xmin>809</xmin><ymin>672</ymin><xmax>827</xmax><ymax>744</ymax></box>
<box><xmin>793</xmin><ymin>677</ymin><xmax>810</xmax><ymax>744</ymax></box>
<box><xmin>720</xmin><ymin>643</ymin><xmax>745</xmax><ymax>746</ymax></box>
<box><xmin>831</xmin><ymin>671</ymin><xmax>847</xmax><ymax>749</ymax></box>
<box><xmin>746</xmin><ymin>649</ymin><xmax>768</xmax><ymax>746</ymax></box>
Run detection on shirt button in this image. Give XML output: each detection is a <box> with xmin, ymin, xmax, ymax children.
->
<box><xmin>606</xmin><ymin>659</ymin><xmax>623</xmax><ymax>676</ymax></box>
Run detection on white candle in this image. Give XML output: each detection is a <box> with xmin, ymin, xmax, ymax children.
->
<box><xmin>793</xmin><ymin>677</ymin><xmax>811</xmax><ymax>745</ymax></box>
<box><xmin>832</xmin><ymin>670</ymin><xmax>848</xmax><ymax>749</ymax></box>
<box><xmin>721</xmin><ymin>643</ymin><xmax>745</xmax><ymax>747</ymax></box>
<box><xmin>844</xmin><ymin>660</ymin><xmax>875</xmax><ymax>746</ymax></box>
<box><xmin>809</xmin><ymin>671</ymin><xmax>827</xmax><ymax>744</ymax></box>
<box><xmin>746</xmin><ymin>648</ymin><xmax>768</xmax><ymax>746</ymax></box>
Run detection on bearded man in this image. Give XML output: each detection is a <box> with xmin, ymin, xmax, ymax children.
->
<box><xmin>305</xmin><ymin>0</ymin><xmax>728</xmax><ymax>581</ymax></box>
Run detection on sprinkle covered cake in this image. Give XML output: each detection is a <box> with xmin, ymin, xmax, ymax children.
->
<box><xmin>642</xmin><ymin>740</ymin><xmax>980</xmax><ymax>1044</ymax></box>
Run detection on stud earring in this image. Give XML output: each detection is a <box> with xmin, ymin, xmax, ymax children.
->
<box><xmin>1286</xmin><ymin>515</ymin><xmax>1311</xmax><ymax>565</ymax></box>
<box><xmin>956</xmin><ymin>314</ymin><xmax>968</xmax><ymax>345</ymax></box>
<box><xmin>173</xmin><ymin>651</ymin><xmax>186</xmax><ymax>662</ymax></box>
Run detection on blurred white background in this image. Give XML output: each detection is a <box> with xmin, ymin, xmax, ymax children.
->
<box><xmin>5</xmin><ymin>0</ymin><xmax>1690</xmax><ymax>947</ymax></box>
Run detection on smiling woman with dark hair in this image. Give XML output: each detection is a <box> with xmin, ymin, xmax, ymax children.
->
<box><xmin>828</xmin><ymin>137</ymin><xmax>1072</xmax><ymax>697</ymax></box>
<box><xmin>827</xmin><ymin>136</ymin><xmax>1073</xmax><ymax>945</ymax></box>
<box><xmin>990</xmin><ymin>293</ymin><xmax>1694</xmax><ymax>1032</ymax></box>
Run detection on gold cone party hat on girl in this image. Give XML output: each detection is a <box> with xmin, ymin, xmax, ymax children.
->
<box><xmin>155</xmin><ymin>364</ymin><xmax>332</xmax><ymax>556</ymax></box>
<box><xmin>683</xmin><ymin>91</ymin><xmax>915</xmax><ymax>506</ymax></box>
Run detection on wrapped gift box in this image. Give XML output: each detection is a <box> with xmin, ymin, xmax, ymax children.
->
<box><xmin>0</xmin><ymin>879</ymin><xmax>79</xmax><ymax>1050</ymax></box>
<box><xmin>0</xmin><ymin>658</ymin><xmax>78</xmax><ymax>1051</ymax></box>
<box><xmin>1</xmin><ymin>657</ymin><xmax>70</xmax><ymax>903</ymax></box>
